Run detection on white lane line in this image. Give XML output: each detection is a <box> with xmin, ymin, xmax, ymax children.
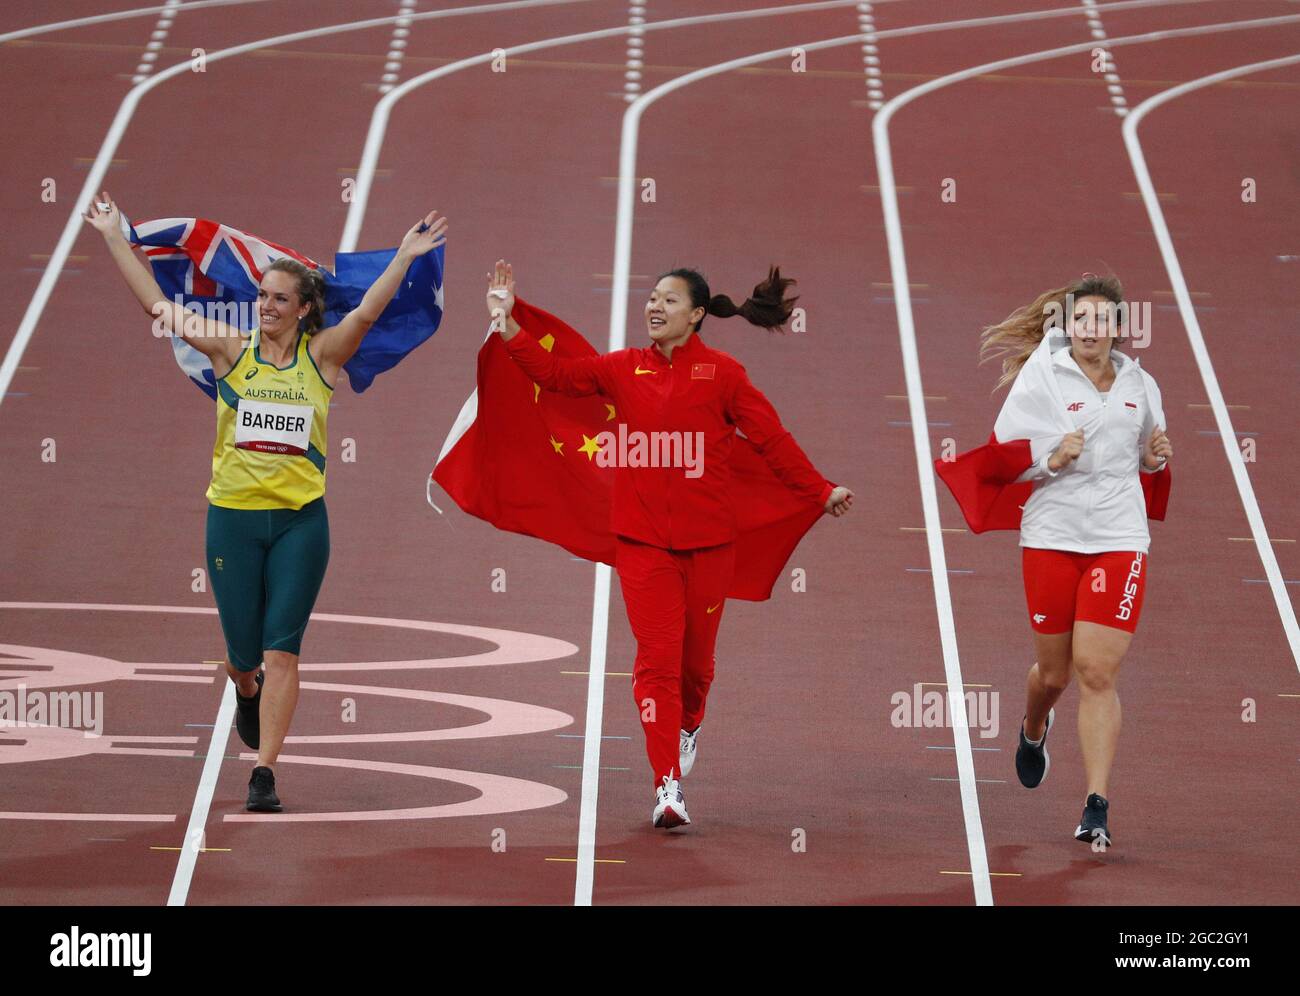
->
<box><xmin>0</xmin><ymin>0</ymin><xmax>599</xmax><ymax>412</ymax></box>
<box><xmin>131</xmin><ymin>0</ymin><xmax>181</xmax><ymax>84</ymax></box>
<box><xmin>872</xmin><ymin>84</ymin><xmax>990</xmax><ymax>913</ymax></box>
<box><xmin>377</xmin><ymin>0</ymin><xmax>417</xmax><ymax>95</ymax></box>
<box><xmin>1081</xmin><ymin>0</ymin><xmax>1130</xmax><ymax>116</ymax></box>
<box><xmin>166</xmin><ymin>682</ymin><xmax>235</xmax><ymax>906</ymax></box>
<box><xmin>1122</xmin><ymin>53</ymin><xmax>1300</xmax><ymax>673</ymax></box>
<box><xmin>573</xmin><ymin>563</ymin><xmax>613</xmax><ymax>905</ymax></box>
<box><xmin>622</xmin><ymin>2</ymin><xmax>646</xmax><ymax>103</ymax></box>
<box><xmin>0</xmin><ymin>0</ymin><xmax>271</xmax><ymax>45</ymax></box>
<box><xmin>856</xmin><ymin>1</ymin><xmax>885</xmax><ymax>110</ymax></box>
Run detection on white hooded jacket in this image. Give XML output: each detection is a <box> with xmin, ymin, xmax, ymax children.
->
<box><xmin>993</xmin><ymin>330</ymin><xmax>1166</xmax><ymax>555</ymax></box>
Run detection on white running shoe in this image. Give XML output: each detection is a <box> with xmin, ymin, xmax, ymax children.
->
<box><xmin>679</xmin><ymin>726</ymin><xmax>699</xmax><ymax>778</ymax></box>
<box><xmin>652</xmin><ymin>772</ymin><xmax>690</xmax><ymax>829</ymax></box>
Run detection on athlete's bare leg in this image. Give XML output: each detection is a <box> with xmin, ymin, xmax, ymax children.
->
<box><xmin>1025</xmin><ymin>630</ymin><xmax>1072</xmax><ymax>741</ymax></box>
<box><xmin>1071</xmin><ymin>620</ymin><xmax>1132</xmax><ymax>797</ymax></box>
<box><xmin>256</xmin><ymin>649</ymin><xmax>299</xmax><ymax>770</ymax></box>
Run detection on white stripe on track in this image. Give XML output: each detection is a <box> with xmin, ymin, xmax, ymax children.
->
<box><xmin>0</xmin><ymin>0</ymin><xmax>272</xmax><ymax>45</ymax></box>
<box><xmin>1121</xmin><ymin>53</ymin><xmax>1300</xmax><ymax>673</ymax></box>
<box><xmin>166</xmin><ymin>683</ymin><xmax>236</xmax><ymax>906</ymax></box>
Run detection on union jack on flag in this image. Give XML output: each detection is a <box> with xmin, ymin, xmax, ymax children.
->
<box><xmin>122</xmin><ymin>215</ymin><xmax>444</xmax><ymax>398</ymax></box>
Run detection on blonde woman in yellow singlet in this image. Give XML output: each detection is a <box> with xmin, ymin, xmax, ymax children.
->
<box><xmin>85</xmin><ymin>192</ymin><xmax>447</xmax><ymax>812</ymax></box>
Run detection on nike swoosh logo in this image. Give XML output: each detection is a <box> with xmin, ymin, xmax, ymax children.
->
<box><xmin>706</xmin><ymin>603</ymin><xmax>721</xmax><ymax>614</ymax></box>
<box><xmin>634</xmin><ymin>366</ymin><xmax>657</xmax><ymax>375</ymax></box>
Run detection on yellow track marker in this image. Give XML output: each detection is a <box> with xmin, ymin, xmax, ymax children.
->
<box><xmin>886</xmin><ymin>395</ymin><xmax>946</xmax><ymax>401</ymax></box>
<box><xmin>900</xmin><ymin>526</ymin><xmax>966</xmax><ymax>533</ymax></box>
<box><xmin>150</xmin><ymin>846</ymin><xmax>231</xmax><ymax>853</ymax></box>
<box><xmin>561</xmin><ymin>671</ymin><xmax>632</xmax><ymax>677</ymax></box>
<box><xmin>545</xmin><ymin>857</ymin><xmax>625</xmax><ymax>864</ymax></box>
<box><xmin>1229</xmin><ymin>537</ymin><xmax>1293</xmax><ymax>543</ymax></box>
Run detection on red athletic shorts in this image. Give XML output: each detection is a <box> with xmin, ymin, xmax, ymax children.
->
<box><xmin>1021</xmin><ymin>548</ymin><xmax>1148</xmax><ymax>635</ymax></box>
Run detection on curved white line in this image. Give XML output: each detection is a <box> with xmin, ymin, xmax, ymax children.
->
<box><xmin>0</xmin><ymin>0</ymin><xmax>601</xmax><ymax>412</ymax></box>
<box><xmin>1122</xmin><ymin>54</ymin><xmax>1300</xmax><ymax>672</ymax></box>
<box><xmin>872</xmin><ymin>14</ymin><xmax>1300</xmax><ymax>905</ymax></box>
<box><xmin>0</xmin><ymin>0</ymin><xmax>272</xmax><ymax>45</ymax></box>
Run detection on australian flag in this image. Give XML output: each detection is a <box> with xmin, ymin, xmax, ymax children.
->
<box><xmin>123</xmin><ymin>216</ymin><xmax>444</xmax><ymax>398</ymax></box>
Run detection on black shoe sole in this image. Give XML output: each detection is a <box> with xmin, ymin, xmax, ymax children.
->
<box><xmin>246</xmin><ymin>797</ymin><xmax>283</xmax><ymax>813</ymax></box>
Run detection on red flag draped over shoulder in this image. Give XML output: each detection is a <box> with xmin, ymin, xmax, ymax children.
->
<box><xmin>431</xmin><ymin>298</ymin><xmax>822</xmax><ymax>600</ymax></box>
<box><xmin>933</xmin><ymin>332</ymin><xmax>1171</xmax><ymax>533</ymax></box>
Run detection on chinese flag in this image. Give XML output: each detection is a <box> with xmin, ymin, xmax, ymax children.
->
<box><xmin>431</xmin><ymin>298</ymin><xmax>822</xmax><ymax>601</ymax></box>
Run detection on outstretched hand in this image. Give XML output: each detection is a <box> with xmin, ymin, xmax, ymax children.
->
<box><xmin>485</xmin><ymin>258</ymin><xmax>516</xmax><ymax>331</ymax></box>
<box><xmin>399</xmin><ymin>211</ymin><xmax>448</xmax><ymax>257</ymax></box>
<box><xmin>83</xmin><ymin>191</ymin><xmax>124</xmax><ymax>239</ymax></box>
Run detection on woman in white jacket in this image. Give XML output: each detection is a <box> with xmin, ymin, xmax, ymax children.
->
<box><xmin>980</xmin><ymin>275</ymin><xmax>1172</xmax><ymax>848</ymax></box>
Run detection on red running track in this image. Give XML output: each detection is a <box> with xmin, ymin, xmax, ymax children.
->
<box><xmin>0</xmin><ymin>0</ymin><xmax>1296</xmax><ymax>906</ymax></box>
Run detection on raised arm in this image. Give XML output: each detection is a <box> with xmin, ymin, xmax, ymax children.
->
<box><xmin>487</xmin><ymin>259</ymin><xmax>616</xmax><ymax>398</ymax></box>
<box><xmin>84</xmin><ymin>192</ymin><xmax>243</xmax><ymax>371</ymax></box>
<box><xmin>726</xmin><ymin>366</ymin><xmax>851</xmax><ymax>515</ymax></box>
<box><xmin>310</xmin><ymin>210</ymin><xmax>448</xmax><ymax>379</ymax></box>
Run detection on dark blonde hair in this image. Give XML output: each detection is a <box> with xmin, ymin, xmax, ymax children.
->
<box><xmin>979</xmin><ymin>274</ymin><xmax>1124</xmax><ymax>390</ymax></box>
<box><xmin>264</xmin><ymin>257</ymin><xmax>326</xmax><ymax>333</ymax></box>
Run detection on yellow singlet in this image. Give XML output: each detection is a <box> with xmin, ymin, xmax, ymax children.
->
<box><xmin>206</xmin><ymin>329</ymin><xmax>332</xmax><ymax>510</ymax></box>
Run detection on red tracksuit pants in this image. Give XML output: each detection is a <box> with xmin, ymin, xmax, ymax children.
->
<box><xmin>615</xmin><ymin>536</ymin><xmax>735</xmax><ymax>787</ymax></box>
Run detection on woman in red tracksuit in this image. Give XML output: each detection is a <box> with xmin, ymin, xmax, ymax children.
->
<box><xmin>485</xmin><ymin>259</ymin><xmax>853</xmax><ymax>829</ymax></box>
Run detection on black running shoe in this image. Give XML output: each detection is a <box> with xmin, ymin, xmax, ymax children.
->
<box><xmin>246</xmin><ymin>766</ymin><xmax>282</xmax><ymax>813</ymax></box>
<box><xmin>234</xmin><ymin>670</ymin><xmax>263</xmax><ymax>750</ymax></box>
<box><xmin>1015</xmin><ymin>707</ymin><xmax>1054</xmax><ymax>788</ymax></box>
<box><xmin>1074</xmin><ymin>793</ymin><xmax>1112</xmax><ymax>847</ymax></box>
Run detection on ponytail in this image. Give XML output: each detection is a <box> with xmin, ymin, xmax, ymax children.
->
<box><xmin>658</xmin><ymin>264</ymin><xmax>799</xmax><ymax>333</ymax></box>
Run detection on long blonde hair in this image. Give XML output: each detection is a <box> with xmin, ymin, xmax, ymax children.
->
<box><xmin>979</xmin><ymin>274</ymin><xmax>1124</xmax><ymax>390</ymax></box>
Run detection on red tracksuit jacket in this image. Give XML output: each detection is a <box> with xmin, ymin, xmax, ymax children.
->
<box><xmin>503</xmin><ymin>314</ymin><xmax>834</xmax><ymax>551</ymax></box>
